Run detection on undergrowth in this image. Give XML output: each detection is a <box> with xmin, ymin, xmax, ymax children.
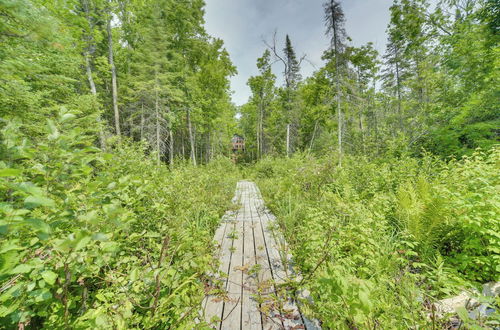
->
<box><xmin>250</xmin><ymin>149</ymin><xmax>499</xmax><ymax>329</ymax></box>
<box><xmin>0</xmin><ymin>110</ymin><xmax>239</xmax><ymax>328</ymax></box>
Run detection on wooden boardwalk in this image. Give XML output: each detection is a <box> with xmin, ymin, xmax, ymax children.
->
<box><xmin>201</xmin><ymin>181</ymin><xmax>320</xmax><ymax>330</ymax></box>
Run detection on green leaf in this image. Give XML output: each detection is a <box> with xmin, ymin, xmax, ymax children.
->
<box><xmin>95</xmin><ymin>313</ymin><xmax>108</xmax><ymax>327</ymax></box>
<box><xmin>25</xmin><ymin>218</ymin><xmax>51</xmax><ymax>234</ymax></box>
<box><xmin>74</xmin><ymin>236</ymin><xmax>91</xmax><ymax>251</ymax></box>
<box><xmin>358</xmin><ymin>290</ymin><xmax>373</xmax><ymax>312</ymax></box>
<box><xmin>24</xmin><ymin>196</ymin><xmax>55</xmax><ymax>208</ymax></box>
<box><xmin>95</xmin><ymin>293</ymin><xmax>107</xmax><ymax>302</ymax></box>
<box><xmin>0</xmin><ymin>168</ymin><xmax>22</xmax><ymax>177</ymax></box>
<box><xmin>47</xmin><ymin>120</ymin><xmax>60</xmax><ymax>140</ymax></box>
<box><xmin>10</xmin><ymin>264</ymin><xmax>32</xmax><ymax>274</ymax></box>
<box><xmin>41</xmin><ymin>270</ymin><xmax>57</xmax><ymax>285</ymax></box>
<box><xmin>92</xmin><ymin>233</ymin><xmax>108</xmax><ymax>241</ymax></box>
<box><xmin>456</xmin><ymin>306</ymin><xmax>469</xmax><ymax>321</ymax></box>
<box><xmin>0</xmin><ymin>242</ymin><xmax>23</xmax><ymax>254</ymax></box>
<box><xmin>31</xmin><ymin>289</ymin><xmax>52</xmax><ymax>302</ymax></box>
<box><xmin>130</xmin><ymin>268</ymin><xmax>139</xmax><ymax>282</ymax></box>
<box><xmin>60</xmin><ymin>113</ymin><xmax>76</xmax><ymax>122</ymax></box>
<box><xmin>17</xmin><ymin>182</ymin><xmax>44</xmax><ymax>196</ymax></box>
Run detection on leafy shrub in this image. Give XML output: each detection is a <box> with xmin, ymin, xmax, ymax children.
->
<box><xmin>0</xmin><ymin>110</ymin><xmax>238</xmax><ymax>328</ymax></box>
<box><xmin>249</xmin><ymin>148</ymin><xmax>499</xmax><ymax>328</ymax></box>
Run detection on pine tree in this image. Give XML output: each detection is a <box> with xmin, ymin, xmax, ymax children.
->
<box><xmin>282</xmin><ymin>35</ymin><xmax>302</xmax><ymax>156</ymax></box>
<box><xmin>283</xmin><ymin>35</ymin><xmax>301</xmax><ymax>89</ymax></box>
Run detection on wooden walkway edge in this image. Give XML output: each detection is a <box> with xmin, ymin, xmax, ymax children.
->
<box><xmin>200</xmin><ymin>181</ymin><xmax>321</xmax><ymax>330</ymax></box>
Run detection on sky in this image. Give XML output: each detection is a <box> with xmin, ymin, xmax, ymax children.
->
<box><xmin>204</xmin><ymin>0</ymin><xmax>396</xmax><ymax>106</ymax></box>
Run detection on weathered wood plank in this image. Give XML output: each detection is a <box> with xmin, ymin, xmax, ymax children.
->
<box><xmin>205</xmin><ymin>222</ymin><xmax>235</xmax><ymax>327</ymax></box>
<box><xmin>250</xmin><ymin>182</ymin><xmax>303</xmax><ymax>330</ymax></box>
<box><xmin>260</xmin><ymin>211</ymin><xmax>303</xmax><ymax>329</ymax></box>
<box><xmin>203</xmin><ymin>181</ymin><xmax>320</xmax><ymax>330</ymax></box>
<box><xmin>251</xmin><ymin>186</ymin><xmax>284</xmax><ymax>329</ymax></box>
<box><xmin>204</xmin><ymin>186</ymin><xmax>243</xmax><ymax>328</ymax></box>
<box><xmin>241</xmin><ymin>218</ymin><xmax>262</xmax><ymax>330</ymax></box>
<box><xmin>201</xmin><ymin>213</ymin><xmax>228</xmax><ymax>322</ymax></box>
<box><xmin>221</xmin><ymin>204</ymin><xmax>244</xmax><ymax>329</ymax></box>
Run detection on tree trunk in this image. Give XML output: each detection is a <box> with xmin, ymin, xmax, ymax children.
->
<box><xmin>395</xmin><ymin>49</ymin><xmax>403</xmax><ymax>132</ymax></box>
<box><xmin>359</xmin><ymin>107</ymin><xmax>365</xmax><ymax>155</ymax></box>
<box><xmin>335</xmin><ymin>55</ymin><xmax>343</xmax><ymax>166</ymax></box>
<box><xmin>332</xmin><ymin>11</ymin><xmax>342</xmax><ymax>167</ymax></box>
<box><xmin>85</xmin><ymin>55</ymin><xmax>97</xmax><ymax>95</ymax></box>
<box><xmin>337</xmin><ymin>82</ymin><xmax>342</xmax><ymax>166</ymax></box>
<box><xmin>169</xmin><ymin>126</ymin><xmax>174</xmax><ymax>166</ymax></box>
<box><xmin>155</xmin><ymin>83</ymin><xmax>161</xmax><ymax>166</ymax></box>
<box><xmin>84</xmin><ymin>54</ymin><xmax>107</xmax><ymax>149</ymax></box>
<box><xmin>206</xmin><ymin>132</ymin><xmax>211</xmax><ymax>163</ymax></box>
<box><xmin>181</xmin><ymin>131</ymin><xmax>185</xmax><ymax>159</ymax></box>
<box><xmin>309</xmin><ymin>120</ymin><xmax>318</xmax><ymax>151</ymax></box>
<box><xmin>260</xmin><ymin>98</ymin><xmax>264</xmax><ymax>156</ymax></box>
<box><xmin>140</xmin><ymin>102</ymin><xmax>144</xmax><ymax>141</ymax></box>
<box><xmin>187</xmin><ymin>108</ymin><xmax>196</xmax><ymax>166</ymax></box>
<box><xmin>81</xmin><ymin>0</ymin><xmax>106</xmax><ymax>149</ymax></box>
<box><xmin>286</xmin><ymin>124</ymin><xmax>290</xmax><ymax>157</ymax></box>
<box><xmin>357</xmin><ymin>72</ymin><xmax>366</xmax><ymax>155</ymax></box>
<box><xmin>256</xmin><ymin>115</ymin><xmax>260</xmax><ymax>160</ymax></box>
<box><xmin>107</xmin><ymin>4</ymin><xmax>121</xmax><ymax>136</ymax></box>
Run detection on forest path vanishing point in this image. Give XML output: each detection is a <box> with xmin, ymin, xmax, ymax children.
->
<box><xmin>200</xmin><ymin>181</ymin><xmax>320</xmax><ymax>330</ymax></box>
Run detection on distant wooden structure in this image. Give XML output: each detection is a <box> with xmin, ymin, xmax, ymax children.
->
<box><xmin>231</xmin><ymin>134</ymin><xmax>245</xmax><ymax>153</ymax></box>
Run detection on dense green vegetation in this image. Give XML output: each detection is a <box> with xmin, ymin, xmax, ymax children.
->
<box><xmin>0</xmin><ymin>0</ymin><xmax>498</xmax><ymax>328</ymax></box>
<box><xmin>251</xmin><ymin>149</ymin><xmax>499</xmax><ymax>328</ymax></box>
<box><xmin>0</xmin><ymin>115</ymin><xmax>238</xmax><ymax>327</ymax></box>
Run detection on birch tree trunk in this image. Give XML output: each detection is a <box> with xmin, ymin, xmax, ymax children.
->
<box><xmin>155</xmin><ymin>82</ymin><xmax>161</xmax><ymax>166</ymax></box>
<box><xmin>259</xmin><ymin>98</ymin><xmax>264</xmax><ymax>157</ymax></box>
<box><xmin>337</xmin><ymin>81</ymin><xmax>342</xmax><ymax>166</ymax></box>
<box><xmin>169</xmin><ymin>129</ymin><xmax>174</xmax><ymax>166</ymax></box>
<box><xmin>107</xmin><ymin>4</ymin><xmax>121</xmax><ymax>136</ymax></box>
<box><xmin>85</xmin><ymin>55</ymin><xmax>97</xmax><ymax>95</ymax></box>
<box><xmin>85</xmin><ymin>54</ymin><xmax>107</xmax><ymax>150</ymax></box>
<box><xmin>309</xmin><ymin>120</ymin><xmax>318</xmax><ymax>151</ymax></box>
<box><xmin>81</xmin><ymin>0</ymin><xmax>106</xmax><ymax>149</ymax></box>
<box><xmin>187</xmin><ymin>108</ymin><xmax>196</xmax><ymax>166</ymax></box>
<box><xmin>256</xmin><ymin>115</ymin><xmax>260</xmax><ymax>160</ymax></box>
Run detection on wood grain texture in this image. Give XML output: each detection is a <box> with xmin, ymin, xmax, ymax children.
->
<box><xmin>203</xmin><ymin>181</ymin><xmax>321</xmax><ymax>330</ymax></box>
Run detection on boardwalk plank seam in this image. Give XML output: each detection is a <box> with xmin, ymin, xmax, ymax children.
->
<box><xmin>203</xmin><ymin>181</ymin><xmax>321</xmax><ymax>330</ymax></box>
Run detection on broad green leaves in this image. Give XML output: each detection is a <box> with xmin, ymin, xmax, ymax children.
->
<box><xmin>40</xmin><ymin>271</ymin><xmax>57</xmax><ymax>285</ymax></box>
<box><xmin>24</xmin><ymin>196</ymin><xmax>55</xmax><ymax>208</ymax></box>
<box><xmin>0</xmin><ymin>118</ymin><xmax>239</xmax><ymax>328</ymax></box>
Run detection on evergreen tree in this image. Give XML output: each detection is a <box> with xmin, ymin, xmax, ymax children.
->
<box><xmin>282</xmin><ymin>35</ymin><xmax>302</xmax><ymax>156</ymax></box>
